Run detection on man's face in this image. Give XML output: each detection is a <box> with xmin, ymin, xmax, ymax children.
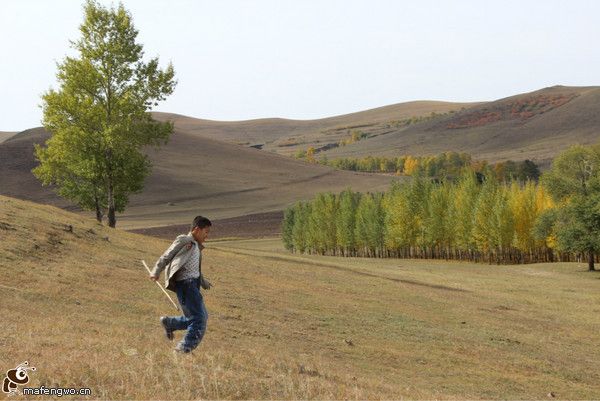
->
<box><xmin>192</xmin><ymin>226</ymin><xmax>210</xmax><ymax>243</ymax></box>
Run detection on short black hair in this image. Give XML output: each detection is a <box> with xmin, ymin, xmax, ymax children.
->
<box><xmin>191</xmin><ymin>215</ymin><xmax>212</xmax><ymax>230</ymax></box>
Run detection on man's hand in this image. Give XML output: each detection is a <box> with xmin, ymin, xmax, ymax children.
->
<box><xmin>201</xmin><ymin>280</ymin><xmax>212</xmax><ymax>290</ymax></box>
<box><xmin>150</xmin><ymin>275</ymin><xmax>159</xmax><ymax>282</ymax></box>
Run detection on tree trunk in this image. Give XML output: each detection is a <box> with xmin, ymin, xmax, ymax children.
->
<box><xmin>589</xmin><ymin>250</ymin><xmax>596</xmax><ymax>271</ymax></box>
<box><xmin>107</xmin><ymin>177</ymin><xmax>116</xmax><ymax>228</ymax></box>
<box><xmin>94</xmin><ymin>194</ymin><xmax>103</xmax><ymax>223</ymax></box>
<box><xmin>105</xmin><ymin>147</ymin><xmax>116</xmax><ymax>228</ymax></box>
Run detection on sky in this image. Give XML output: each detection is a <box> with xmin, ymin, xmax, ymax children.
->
<box><xmin>1</xmin><ymin>0</ymin><xmax>599</xmax><ymax>131</ymax></box>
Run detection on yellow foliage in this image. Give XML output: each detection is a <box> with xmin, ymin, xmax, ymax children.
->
<box><xmin>305</xmin><ymin>147</ymin><xmax>316</xmax><ymax>163</ymax></box>
<box><xmin>404</xmin><ymin>156</ymin><xmax>419</xmax><ymax>175</ymax></box>
<box><xmin>534</xmin><ymin>184</ymin><xmax>554</xmax><ymax>211</ymax></box>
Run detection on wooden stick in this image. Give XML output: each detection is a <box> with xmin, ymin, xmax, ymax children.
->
<box><xmin>142</xmin><ymin>260</ymin><xmax>180</xmax><ymax>311</ymax></box>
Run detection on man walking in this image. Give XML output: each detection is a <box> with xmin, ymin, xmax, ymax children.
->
<box><xmin>149</xmin><ymin>216</ymin><xmax>213</xmax><ymax>353</ymax></box>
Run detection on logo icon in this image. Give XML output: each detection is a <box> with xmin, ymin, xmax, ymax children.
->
<box><xmin>2</xmin><ymin>361</ymin><xmax>36</xmax><ymax>396</ymax></box>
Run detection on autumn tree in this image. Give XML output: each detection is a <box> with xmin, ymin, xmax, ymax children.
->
<box><xmin>354</xmin><ymin>192</ymin><xmax>385</xmax><ymax>257</ymax></box>
<box><xmin>307</xmin><ymin>193</ymin><xmax>338</xmax><ymax>254</ymax></box>
<box><xmin>424</xmin><ymin>183</ymin><xmax>454</xmax><ymax>258</ymax></box>
<box><xmin>451</xmin><ymin>170</ymin><xmax>480</xmax><ymax>257</ymax></box>
<box><xmin>472</xmin><ymin>174</ymin><xmax>499</xmax><ymax>260</ymax></box>
<box><xmin>336</xmin><ymin>189</ymin><xmax>359</xmax><ymax>255</ymax></box>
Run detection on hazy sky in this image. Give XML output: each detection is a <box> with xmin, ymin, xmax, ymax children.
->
<box><xmin>1</xmin><ymin>0</ymin><xmax>599</xmax><ymax>131</ymax></box>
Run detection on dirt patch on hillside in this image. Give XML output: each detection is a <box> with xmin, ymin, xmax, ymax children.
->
<box><xmin>128</xmin><ymin>211</ymin><xmax>283</xmax><ymax>240</ymax></box>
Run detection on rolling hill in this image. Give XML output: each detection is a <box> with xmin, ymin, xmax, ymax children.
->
<box><xmin>0</xmin><ymin>131</ymin><xmax>16</xmax><ymax>144</ymax></box>
<box><xmin>314</xmin><ymin>85</ymin><xmax>600</xmax><ymax>168</ymax></box>
<box><xmin>150</xmin><ymin>100</ymin><xmax>478</xmax><ymax>156</ymax></box>
<box><xmin>151</xmin><ymin>85</ymin><xmax>600</xmax><ymax>169</ymax></box>
<box><xmin>0</xmin><ymin>126</ymin><xmax>398</xmax><ymax>230</ymax></box>
<box><xmin>2</xmin><ymin>85</ymin><xmax>599</xmax><ymax>230</ymax></box>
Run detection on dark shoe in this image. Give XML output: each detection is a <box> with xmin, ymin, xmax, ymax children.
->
<box><xmin>160</xmin><ymin>316</ymin><xmax>174</xmax><ymax>341</ymax></box>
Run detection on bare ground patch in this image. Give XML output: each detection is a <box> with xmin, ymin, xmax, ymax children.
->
<box><xmin>127</xmin><ymin>211</ymin><xmax>283</xmax><ymax>240</ymax></box>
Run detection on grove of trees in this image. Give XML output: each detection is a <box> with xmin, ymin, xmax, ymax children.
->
<box><xmin>296</xmin><ymin>151</ymin><xmax>541</xmax><ymax>182</ymax></box>
<box><xmin>283</xmin><ymin>145</ymin><xmax>600</xmax><ymax>270</ymax></box>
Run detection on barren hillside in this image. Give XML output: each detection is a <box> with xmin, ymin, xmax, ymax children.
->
<box><xmin>322</xmin><ymin>86</ymin><xmax>600</xmax><ymax>167</ymax></box>
<box><xmin>151</xmin><ymin>100</ymin><xmax>477</xmax><ymax>155</ymax></box>
<box><xmin>0</xmin><ymin>131</ymin><xmax>16</xmax><ymax>143</ymax></box>
<box><xmin>151</xmin><ymin>86</ymin><xmax>600</xmax><ymax>168</ymax></box>
<box><xmin>0</xmin><ymin>127</ymin><xmax>398</xmax><ymax>229</ymax></box>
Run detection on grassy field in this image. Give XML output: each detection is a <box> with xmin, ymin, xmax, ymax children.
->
<box><xmin>1</xmin><ymin>195</ymin><xmax>600</xmax><ymax>400</ymax></box>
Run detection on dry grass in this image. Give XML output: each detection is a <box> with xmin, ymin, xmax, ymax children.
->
<box><xmin>1</xmin><ymin>195</ymin><xmax>600</xmax><ymax>400</ymax></box>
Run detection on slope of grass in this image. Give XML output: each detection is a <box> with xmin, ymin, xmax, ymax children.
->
<box><xmin>1</xmin><ymin>195</ymin><xmax>600</xmax><ymax>400</ymax></box>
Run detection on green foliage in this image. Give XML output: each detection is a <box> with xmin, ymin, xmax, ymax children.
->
<box><xmin>553</xmin><ymin>195</ymin><xmax>600</xmax><ymax>256</ymax></box>
<box><xmin>386</xmin><ymin>111</ymin><xmax>452</xmax><ymax>128</ymax></box>
<box><xmin>320</xmin><ymin>152</ymin><xmax>539</xmax><ymax>182</ymax></box>
<box><xmin>424</xmin><ymin>183</ymin><xmax>454</xmax><ymax>250</ymax></box>
<box><xmin>452</xmin><ymin>170</ymin><xmax>480</xmax><ymax>251</ymax></box>
<box><xmin>383</xmin><ymin>182</ymin><xmax>409</xmax><ymax>250</ymax></box>
<box><xmin>291</xmin><ymin>202</ymin><xmax>311</xmax><ymax>253</ymax></box>
<box><xmin>517</xmin><ymin>160</ymin><xmax>541</xmax><ymax>182</ymax></box>
<box><xmin>32</xmin><ymin>0</ymin><xmax>176</xmax><ymax>227</ymax></box>
<box><xmin>540</xmin><ymin>144</ymin><xmax>600</xmax><ymax>269</ymax></box>
<box><xmin>294</xmin><ymin>149</ymin><xmax>307</xmax><ymax>159</ymax></box>
<box><xmin>492</xmin><ymin>186</ymin><xmax>516</xmax><ymax>251</ymax></box>
<box><xmin>284</xmin><ymin>145</ymin><xmax>600</xmax><ymax>266</ymax></box>
<box><xmin>354</xmin><ymin>193</ymin><xmax>385</xmax><ymax>255</ymax></box>
<box><xmin>542</xmin><ymin>145</ymin><xmax>600</xmax><ymax>202</ymax></box>
<box><xmin>336</xmin><ymin>189</ymin><xmax>359</xmax><ymax>254</ymax></box>
<box><xmin>307</xmin><ymin>193</ymin><xmax>338</xmax><ymax>254</ymax></box>
<box><xmin>282</xmin><ymin>206</ymin><xmax>296</xmax><ymax>251</ymax></box>
<box><xmin>533</xmin><ymin>209</ymin><xmax>558</xmax><ymax>244</ymax></box>
<box><xmin>472</xmin><ymin>175</ymin><xmax>499</xmax><ymax>252</ymax></box>
<box><xmin>510</xmin><ymin>181</ymin><xmax>541</xmax><ymax>252</ymax></box>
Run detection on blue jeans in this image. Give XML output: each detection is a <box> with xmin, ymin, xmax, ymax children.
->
<box><xmin>163</xmin><ymin>278</ymin><xmax>208</xmax><ymax>351</ymax></box>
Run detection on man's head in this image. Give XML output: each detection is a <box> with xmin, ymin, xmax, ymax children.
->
<box><xmin>190</xmin><ymin>215</ymin><xmax>212</xmax><ymax>244</ymax></box>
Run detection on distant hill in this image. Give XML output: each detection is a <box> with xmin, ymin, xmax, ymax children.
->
<box><xmin>316</xmin><ymin>86</ymin><xmax>600</xmax><ymax>168</ymax></box>
<box><xmin>2</xmin><ymin>85</ymin><xmax>599</xmax><ymax>228</ymax></box>
<box><xmin>0</xmin><ymin>131</ymin><xmax>16</xmax><ymax>144</ymax></box>
<box><xmin>151</xmin><ymin>86</ymin><xmax>600</xmax><ymax>169</ymax></box>
<box><xmin>0</xmin><ymin>126</ymin><xmax>398</xmax><ymax>229</ymax></box>
<box><xmin>151</xmin><ymin>100</ymin><xmax>477</xmax><ymax>156</ymax></box>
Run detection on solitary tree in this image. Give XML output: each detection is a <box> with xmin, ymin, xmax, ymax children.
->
<box><xmin>33</xmin><ymin>0</ymin><xmax>176</xmax><ymax>227</ymax></box>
